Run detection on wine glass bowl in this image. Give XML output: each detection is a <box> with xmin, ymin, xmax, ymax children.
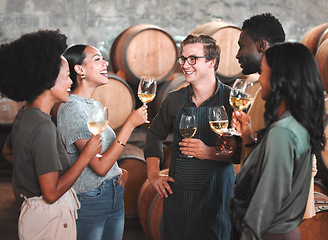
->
<box><xmin>229</xmin><ymin>79</ymin><xmax>254</xmax><ymax>111</ymax></box>
<box><xmin>227</xmin><ymin>79</ymin><xmax>255</xmax><ymax>136</ymax></box>
<box><xmin>87</xmin><ymin>106</ymin><xmax>108</xmax><ymax>157</ymax></box>
<box><xmin>179</xmin><ymin>113</ymin><xmax>197</xmax><ymax>158</ymax></box>
<box><xmin>208</xmin><ymin>106</ymin><xmax>233</xmax><ymax>154</ymax></box>
<box><xmin>138</xmin><ymin>76</ymin><xmax>157</xmax><ymax>123</ymax></box>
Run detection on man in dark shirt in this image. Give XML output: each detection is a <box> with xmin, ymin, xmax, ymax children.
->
<box><xmin>144</xmin><ymin>34</ymin><xmax>237</xmax><ymax>240</ymax></box>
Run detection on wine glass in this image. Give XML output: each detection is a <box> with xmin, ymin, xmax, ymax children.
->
<box><xmin>228</xmin><ymin>78</ymin><xmax>255</xmax><ymax>135</ymax></box>
<box><xmin>179</xmin><ymin>113</ymin><xmax>197</xmax><ymax>158</ymax></box>
<box><xmin>87</xmin><ymin>106</ymin><xmax>108</xmax><ymax>157</ymax></box>
<box><xmin>138</xmin><ymin>76</ymin><xmax>157</xmax><ymax>123</ymax></box>
<box><xmin>208</xmin><ymin>106</ymin><xmax>233</xmax><ymax>154</ymax></box>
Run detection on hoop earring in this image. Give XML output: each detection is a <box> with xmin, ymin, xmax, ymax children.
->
<box><xmin>81</xmin><ymin>75</ymin><xmax>85</xmax><ymax>80</ymax></box>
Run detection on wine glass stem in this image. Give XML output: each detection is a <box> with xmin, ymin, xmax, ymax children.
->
<box><xmin>144</xmin><ymin>103</ymin><xmax>150</xmax><ymax>123</ymax></box>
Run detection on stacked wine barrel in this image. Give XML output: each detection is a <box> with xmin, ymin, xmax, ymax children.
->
<box><xmin>0</xmin><ymin>94</ymin><xmax>25</xmax><ymax>127</ymax></box>
<box><xmin>299</xmin><ymin>181</ymin><xmax>328</xmax><ymax>239</ymax></box>
<box><xmin>300</xmin><ymin>23</ymin><xmax>328</xmax><ymax>240</ymax></box>
<box><xmin>138</xmin><ymin>169</ymin><xmax>168</xmax><ymax>240</ymax></box>
<box><xmin>301</xmin><ymin>22</ymin><xmax>328</xmax><ymax>93</ymax></box>
<box><xmin>301</xmin><ymin>23</ymin><xmax>328</xmax><ymax>187</ymax></box>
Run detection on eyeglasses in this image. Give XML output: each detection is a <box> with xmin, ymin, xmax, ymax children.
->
<box><xmin>177</xmin><ymin>56</ymin><xmax>207</xmax><ymax>65</ymax></box>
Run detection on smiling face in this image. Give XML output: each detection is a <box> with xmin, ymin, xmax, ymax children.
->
<box><xmin>50</xmin><ymin>56</ymin><xmax>72</xmax><ymax>103</ymax></box>
<box><xmin>80</xmin><ymin>46</ymin><xmax>109</xmax><ymax>87</ymax></box>
<box><xmin>236</xmin><ymin>30</ymin><xmax>263</xmax><ymax>75</ymax></box>
<box><xmin>258</xmin><ymin>56</ymin><xmax>272</xmax><ymax>100</ymax></box>
<box><xmin>180</xmin><ymin>43</ymin><xmax>215</xmax><ymax>85</ymax></box>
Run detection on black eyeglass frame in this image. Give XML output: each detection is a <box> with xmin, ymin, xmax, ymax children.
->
<box><xmin>177</xmin><ymin>56</ymin><xmax>207</xmax><ymax>65</ymax></box>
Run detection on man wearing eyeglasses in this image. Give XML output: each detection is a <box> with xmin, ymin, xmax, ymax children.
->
<box><xmin>144</xmin><ymin>34</ymin><xmax>239</xmax><ymax>240</ymax></box>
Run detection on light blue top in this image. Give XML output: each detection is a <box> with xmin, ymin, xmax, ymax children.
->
<box><xmin>57</xmin><ymin>94</ymin><xmax>122</xmax><ymax>194</ymax></box>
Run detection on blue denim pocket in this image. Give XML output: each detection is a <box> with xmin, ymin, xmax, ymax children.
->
<box><xmin>79</xmin><ymin>187</ymin><xmax>102</xmax><ymax>199</ymax></box>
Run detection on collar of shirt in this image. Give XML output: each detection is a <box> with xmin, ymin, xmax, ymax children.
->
<box><xmin>186</xmin><ymin>78</ymin><xmax>221</xmax><ymax>107</ymax></box>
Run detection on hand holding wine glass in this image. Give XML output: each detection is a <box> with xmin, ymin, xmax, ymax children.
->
<box><xmin>87</xmin><ymin>106</ymin><xmax>108</xmax><ymax>157</ymax></box>
<box><xmin>208</xmin><ymin>106</ymin><xmax>233</xmax><ymax>154</ymax></box>
<box><xmin>138</xmin><ymin>76</ymin><xmax>157</xmax><ymax>123</ymax></box>
<box><xmin>228</xmin><ymin>78</ymin><xmax>255</xmax><ymax>135</ymax></box>
<box><xmin>179</xmin><ymin>113</ymin><xmax>197</xmax><ymax>158</ymax></box>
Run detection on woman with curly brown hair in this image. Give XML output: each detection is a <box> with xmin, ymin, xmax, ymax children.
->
<box><xmin>0</xmin><ymin>30</ymin><xmax>102</xmax><ymax>240</ymax></box>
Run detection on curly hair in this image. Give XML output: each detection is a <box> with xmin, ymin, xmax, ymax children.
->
<box><xmin>242</xmin><ymin>13</ymin><xmax>285</xmax><ymax>46</ymax></box>
<box><xmin>0</xmin><ymin>30</ymin><xmax>67</xmax><ymax>102</ymax></box>
<box><xmin>63</xmin><ymin>44</ymin><xmax>87</xmax><ymax>91</ymax></box>
<box><xmin>180</xmin><ymin>34</ymin><xmax>221</xmax><ymax>71</ymax></box>
<box><xmin>262</xmin><ymin>42</ymin><xmax>326</xmax><ymax>152</ymax></box>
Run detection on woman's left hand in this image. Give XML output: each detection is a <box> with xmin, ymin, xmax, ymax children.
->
<box><xmin>117</xmin><ymin>168</ymin><xmax>128</xmax><ymax>187</ymax></box>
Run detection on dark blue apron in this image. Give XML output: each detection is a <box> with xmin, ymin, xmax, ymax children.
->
<box><xmin>163</xmin><ymin>84</ymin><xmax>234</xmax><ymax>240</ymax></box>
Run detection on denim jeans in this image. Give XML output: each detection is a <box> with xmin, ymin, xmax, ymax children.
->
<box><xmin>76</xmin><ymin>177</ymin><xmax>125</xmax><ymax>240</ymax></box>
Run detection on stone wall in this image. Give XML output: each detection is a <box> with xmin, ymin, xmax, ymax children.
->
<box><xmin>1</xmin><ymin>0</ymin><xmax>328</xmax><ymax>58</ymax></box>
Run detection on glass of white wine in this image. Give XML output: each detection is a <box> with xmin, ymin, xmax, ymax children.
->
<box><xmin>208</xmin><ymin>106</ymin><xmax>233</xmax><ymax>154</ymax></box>
<box><xmin>138</xmin><ymin>76</ymin><xmax>157</xmax><ymax>123</ymax></box>
<box><xmin>228</xmin><ymin>78</ymin><xmax>255</xmax><ymax>135</ymax></box>
<box><xmin>87</xmin><ymin>106</ymin><xmax>108</xmax><ymax>157</ymax></box>
<box><xmin>179</xmin><ymin>113</ymin><xmax>197</xmax><ymax>158</ymax></box>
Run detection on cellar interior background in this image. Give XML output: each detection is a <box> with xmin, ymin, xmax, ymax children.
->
<box><xmin>1</xmin><ymin>0</ymin><xmax>328</xmax><ymax>240</ymax></box>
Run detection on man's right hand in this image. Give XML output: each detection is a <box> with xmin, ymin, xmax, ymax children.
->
<box><xmin>148</xmin><ymin>171</ymin><xmax>175</xmax><ymax>198</ymax></box>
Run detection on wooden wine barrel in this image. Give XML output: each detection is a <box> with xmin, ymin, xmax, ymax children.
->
<box><xmin>138</xmin><ymin>169</ymin><xmax>169</xmax><ymax>240</ymax></box>
<box><xmin>314</xmin><ymin>180</ymin><xmax>328</xmax><ymax>196</ymax></box>
<box><xmin>109</xmin><ymin>28</ymin><xmax>129</xmax><ymax>73</ymax></box>
<box><xmin>299</xmin><ymin>192</ymin><xmax>328</xmax><ymax>240</ymax></box>
<box><xmin>315</xmin><ymin>39</ymin><xmax>328</xmax><ymax>92</ymax></box>
<box><xmin>301</xmin><ymin>22</ymin><xmax>328</xmax><ymax>55</ymax></box>
<box><xmin>318</xmin><ymin>28</ymin><xmax>328</xmax><ymax>47</ymax></box>
<box><xmin>138</xmin><ymin>178</ymin><xmax>159</xmax><ymax>240</ymax></box>
<box><xmin>110</xmin><ymin>24</ymin><xmax>179</xmax><ymax>85</ymax></box>
<box><xmin>117</xmin><ymin>144</ymin><xmax>147</xmax><ymax>219</ymax></box>
<box><xmin>93</xmin><ymin>74</ymin><xmax>135</xmax><ymax>130</ymax></box>
<box><xmin>148</xmin><ymin>194</ymin><xmax>164</xmax><ymax>240</ymax></box>
<box><xmin>191</xmin><ymin>20</ymin><xmax>242</xmax><ymax>83</ymax></box>
<box><xmin>0</xmin><ymin>95</ymin><xmax>25</xmax><ymax>127</ymax></box>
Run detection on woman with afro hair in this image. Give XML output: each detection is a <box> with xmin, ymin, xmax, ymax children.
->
<box><xmin>0</xmin><ymin>30</ymin><xmax>102</xmax><ymax>240</ymax></box>
<box><xmin>230</xmin><ymin>42</ymin><xmax>326</xmax><ymax>239</ymax></box>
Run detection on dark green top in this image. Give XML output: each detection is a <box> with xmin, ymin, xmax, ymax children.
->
<box><xmin>231</xmin><ymin>111</ymin><xmax>312</xmax><ymax>239</ymax></box>
<box><xmin>6</xmin><ymin>108</ymin><xmax>70</xmax><ymax>198</ymax></box>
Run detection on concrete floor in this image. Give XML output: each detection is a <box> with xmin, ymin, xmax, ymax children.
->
<box><xmin>0</xmin><ymin>161</ymin><xmax>147</xmax><ymax>240</ymax></box>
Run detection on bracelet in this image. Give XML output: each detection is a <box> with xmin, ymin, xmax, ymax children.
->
<box><xmin>117</xmin><ymin>140</ymin><xmax>126</xmax><ymax>147</ymax></box>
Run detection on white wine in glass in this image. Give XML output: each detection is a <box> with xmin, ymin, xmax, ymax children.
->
<box><xmin>208</xmin><ymin>106</ymin><xmax>232</xmax><ymax>154</ymax></box>
<box><xmin>87</xmin><ymin>106</ymin><xmax>108</xmax><ymax>157</ymax></box>
<box><xmin>209</xmin><ymin>120</ymin><xmax>229</xmax><ymax>135</ymax></box>
<box><xmin>138</xmin><ymin>76</ymin><xmax>157</xmax><ymax>123</ymax></box>
<box><xmin>179</xmin><ymin>113</ymin><xmax>197</xmax><ymax>158</ymax></box>
<box><xmin>229</xmin><ymin>79</ymin><xmax>254</xmax><ymax>111</ymax></box>
<box><xmin>227</xmin><ymin>78</ymin><xmax>255</xmax><ymax>135</ymax></box>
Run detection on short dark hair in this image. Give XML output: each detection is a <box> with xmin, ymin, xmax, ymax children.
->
<box><xmin>180</xmin><ymin>34</ymin><xmax>221</xmax><ymax>71</ymax></box>
<box><xmin>242</xmin><ymin>13</ymin><xmax>285</xmax><ymax>46</ymax></box>
<box><xmin>264</xmin><ymin>42</ymin><xmax>325</xmax><ymax>152</ymax></box>
<box><xmin>0</xmin><ymin>30</ymin><xmax>67</xmax><ymax>102</ymax></box>
<box><xmin>63</xmin><ymin>44</ymin><xmax>88</xmax><ymax>91</ymax></box>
